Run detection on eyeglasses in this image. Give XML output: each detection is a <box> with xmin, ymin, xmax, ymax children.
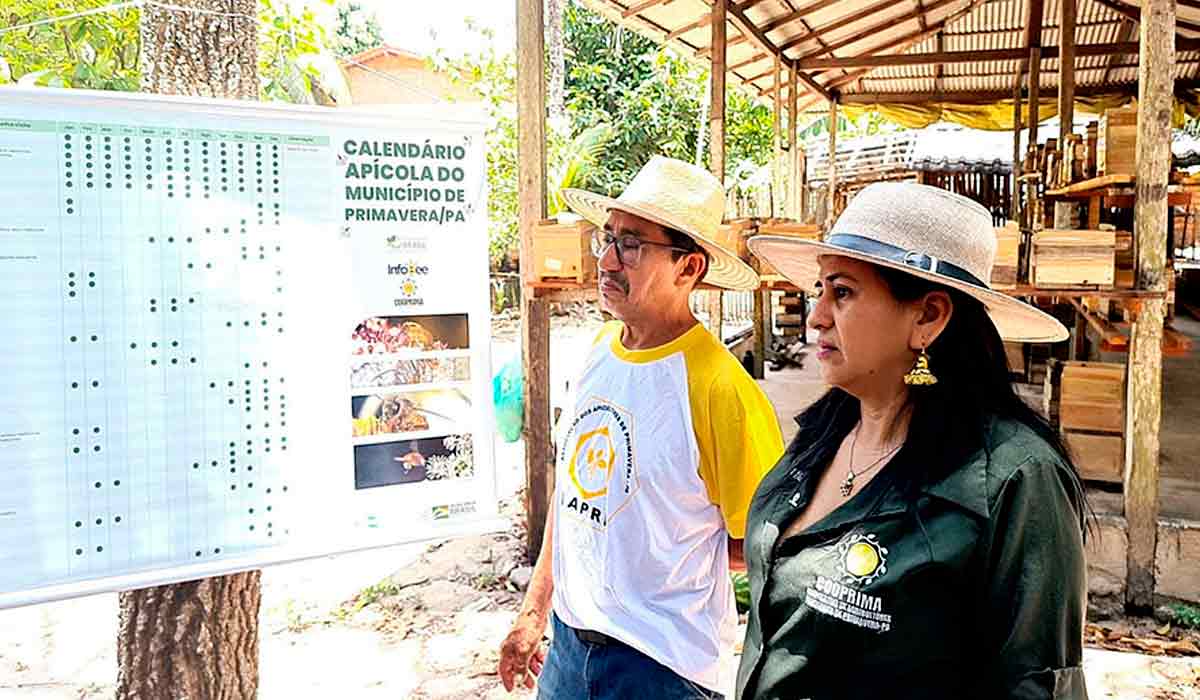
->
<box><xmin>591</xmin><ymin>230</ymin><xmax>696</xmax><ymax>268</ymax></box>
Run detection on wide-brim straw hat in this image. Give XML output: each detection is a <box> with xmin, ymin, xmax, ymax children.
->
<box><xmin>747</xmin><ymin>182</ymin><xmax>1068</xmax><ymax>343</ymax></box>
<box><xmin>560</xmin><ymin>155</ymin><xmax>759</xmax><ymax>291</ymax></box>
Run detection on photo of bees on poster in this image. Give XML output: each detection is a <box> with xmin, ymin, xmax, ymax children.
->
<box><xmin>350</xmin><ymin>313</ymin><xmax>474</xmax><ymax>488</ymax></box>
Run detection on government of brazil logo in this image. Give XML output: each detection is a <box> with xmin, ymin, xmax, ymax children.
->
<box><xmin>840</xmin><ymin>532</ymin><xmax>888</xmax><ymax>585</ymax></box>
<box><xmin>569</xmin><ymin>427</ymin><xmax>615</xmax><ymax>499</ymax></box>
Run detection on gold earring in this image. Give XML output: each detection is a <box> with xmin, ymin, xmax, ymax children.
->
<box><xmin>904</xmin><ymin>347</ymin><xmax>938</xmax><ymax>386</ymax></box>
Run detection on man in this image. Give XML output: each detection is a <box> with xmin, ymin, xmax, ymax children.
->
<box><xmin>498</xmin><ymin>156</ymin><xmax>784</xmax><ymax>699</ymax></box>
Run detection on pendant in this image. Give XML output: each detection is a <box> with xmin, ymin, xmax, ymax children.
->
<box><xmin>840</xmin><ymin>471</ymin><xmax>855</xmax><ymax>497</ymax></box>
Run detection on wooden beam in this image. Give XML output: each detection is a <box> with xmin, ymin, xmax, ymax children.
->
<box><xmin>759</xmin><ymin>0</ymin><xmax>843</xmax><ymax>35</ymax></box>
<box><xmin>786</xmin><ymin>0</ymin><xmax>960</xmax><ymax>57</ymax></box>
<box><xmin>623</xmin><ymin>0</ymin><xmax>671</xmax><ymax>18</ymax></box>
<box><xmin>794</xmin><ymin>40</ymin><xmax>1173</xmax><ymax>69</ymax></box>
<box><xmin>516</xmin><ymin>0</ymin><xmax>552</xmax><ymax>562</ymax></box>
<box><xmin>776</xmin><ymin>0</ymin><xmax>907</xmax><ymax>55</ymax></box>
<box><xmin>836</xmin><ymin>79</ymin><xmax>1200</xmax><ymax>104</ymax></box>
<box><xmin>1092</xmin><ymin>0</ymin><xmax>1200</xmax><ymax>35</ymax></box>
<box><xmin>725</xmin><ymin>0</ymin><xmax>834</xmax><ymax>101</ymax></box>
<box><xmin>730</xmin><ymin>51</ymin><xmax>770</xmax><ymax>73</ymax></box>
<box><xmin>826</xmin><ymin>97</ymin><xmax>837</xmax><ymax>230</ymax></box>
<box><xmin>666</xmin><ymin>14</ymin><xmax>712</xmax><ymax>41</ymax></box>
<box><xmin>1126</xmin><ymin>0</ymin><xmax>1173</xmax><ymax>613</ymax></box>
<box><xmin>711</xmin><ymin>0</ymin><xmax>726</xmax><ymax>183</ymax></box>
<box><xmin>699</xmin><ymin>33</ymin><xmax>747</xmax><ymax>57</ymax></box>
<box><xmin>1103</xmin><ymin>19</ymin><xmax>1139</xmax><ymax>85</ymax></box>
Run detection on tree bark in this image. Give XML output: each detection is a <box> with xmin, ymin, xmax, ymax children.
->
<box><xmin>139</xmin><ymin>0</ymin><xmax>258</xmax><ymax>99</ymax></box>
<box><xmin>120</xmin><ymin>2</ymin><xmax>262</xmax><ymax>697</ymax></box>
<box><xmin>117</xmin><ymin>572</ymin><xmax>262</xmax><ymax>699</ymax></box>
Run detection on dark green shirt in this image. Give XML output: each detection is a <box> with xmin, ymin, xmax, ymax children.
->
<box><xmin>736</xmin><ymin>416</ymin><xmax>1088</xmax><ymax>700</ymax></box>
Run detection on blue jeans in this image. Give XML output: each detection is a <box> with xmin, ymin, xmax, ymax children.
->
<box><xmin>537</xmin><ymin>613</ymin><xmax>724</xmax><ymax>700</ymax></box>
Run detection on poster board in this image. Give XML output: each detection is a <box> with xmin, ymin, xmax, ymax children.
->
<box><xmin>0</xmin><ymin>87</ymin><xmax>500</xmax><ymax>609</ymax></box>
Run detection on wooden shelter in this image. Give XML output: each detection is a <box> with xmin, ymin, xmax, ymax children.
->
<box><xmin>516</xmin><ymin>0</ymin><xmax>1191</xmax><ymax>610</ymax></box>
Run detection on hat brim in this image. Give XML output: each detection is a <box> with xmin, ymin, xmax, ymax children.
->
<box><xmin>560</xmin><ymin>187</ymin><xmax>760</xmax><ymax>291</ymax></box>
<box><xmin>747</xmin><ymin>235</ymin><xmax>1069</xmax><ymax>343</ymax></box>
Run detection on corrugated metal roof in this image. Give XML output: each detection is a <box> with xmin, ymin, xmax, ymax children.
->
<box><xmin>578</xmin><ymin>0</ymin><xmax>1200</xmax><ymax>106</ymax></box>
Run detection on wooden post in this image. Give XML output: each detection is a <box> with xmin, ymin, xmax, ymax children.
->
<box><xmin>1028</xmin><ymin>46</ymin><xmax>1042</xmax><ymax>156</ymax></box>
<box><xmin>516</xmin><ymin>0</ymin><xmax>552</xmax><ymax>561</ymax></box>
<box><xmin>1011</xmin><ymin>75</ymin><xmax>1023</xmax><ymax>222</ymax></box>
<box><xmin>1054</xmin><ymin>0</ymin><xmax>1077</xmax><ymax>229</ymax></box>
<box><xmin>710</xmin><ymin>0</ymin><xmax>726</xmax><ymax>184</ymax></box>
<box><xmin>789</xmin><ymin>65</ymin><xmax>799</xmax><ymax>219</ymax></box>
<box><xmin>707</xmin><ymin>0</ymin><xmax>726</xmax><ymax>343</ymax></box>
<box><xmin>752</xmin><ymin>290</ymin><xmax>767</xmax><ymax>379</ymax></box>
<box><xmin>826</xmin><ymin>97</ymin><xmax>838</xmax><ymax>230</ymax></box>
<box><xmin>1125</xmin><ymin>0</ymin><xmax>1174</xmax><ymax>612</ymax></box>
<box><xmin>773</xmin><ymin>53</ymin><xmax>783</xmax><ymax>218</ymax></box>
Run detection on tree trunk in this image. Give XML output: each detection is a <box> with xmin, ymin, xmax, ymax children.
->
<box><xmin>117</xmin><ymin>572</ymin><xmax>262</xmax><ymax>698</ymax></box>
<box><xmin>139</xmin><ymin>0</ymin><xmax>258</xmax><ymax>99</ymax></box>
<box><xmin>546</xmin><ymin>0</ymin><xmax>565</xmax><ymax>122</ymax></box>
<box><xmin>120</xmin><ymin>2</ymin><xmax>262</xmax><ymax>697</ymax></box>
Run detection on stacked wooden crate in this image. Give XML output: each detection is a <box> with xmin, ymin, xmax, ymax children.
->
<box><xmin>775</xmin><ymin>292</ymin><xmax>806</xmax><ymax>339</ymax></box>
<box><xmin>1059</xmin><ymin>361</ymin><xmax>1126</xmax><ymax>483</ymax></box>
<box><xmin>530</xmin><ymin>218</ymin><xmax>597</xmax><ymax>285</ymax></box>
<box><xmin>1097</xmin><ymin>107</ymin><xmax>1137</xmax><ymax>175</ymax></box>
<box><xmin>754</xmin><ymin>221</ymin><xmax>822</xmax><ymax>276</ymax></box>
<box><xmin>1031</xmin><ymin>229</ymin><xmax>1117</xmax><ymax>288</ymax></box>
<box><xmin>992</xmin><ymin>222</ymin><xmax>1020</xmax><ymax>290</ymax></box>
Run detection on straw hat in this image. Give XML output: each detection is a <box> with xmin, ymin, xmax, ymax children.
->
<box><xmin>747</xmin><ymin>182</ymin><xmax>1068</xmax><ymax>343</ymax></box>
<box><xmin>560</xmin><ymin>156</ymin><xmax>759</xmax><ymax>291</ymax></box>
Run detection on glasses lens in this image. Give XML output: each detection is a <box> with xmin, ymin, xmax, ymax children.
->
<box><xmin>618</xmin><ymin>236</ymin><xmax>641</xmax><ymax>267</ymax></box>
<box><xmin>591</xmin><ymin>230</ymin><xmax>610</xmax><ymax>258</ymax></box>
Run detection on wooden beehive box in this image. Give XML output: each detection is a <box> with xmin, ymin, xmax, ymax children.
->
<box><xmin>715</xmin><ymin>218</ymin><xmax>756</xmax><ymax>260</ymax></box>
<box><xmin>1064</xmin><ymin>431</ymin><xmax>1124</xmax><ymax>483</ymax></box>
<box><xmin>754</xmin><ymin>220</ymin><xmax>822</xmax><ymax>275</ymax></box>
<box><xmin>1003</xmin><ymin>341</ymin><xmax>1026</xmax><ymax>376</ymax></box>
<box><xmin>1032</xmin><ymin>229</ymin><xmax>1116</xmax><ymax>288</ymax></box>
<box><xmin>530</xmin><ymin>218</ymin><xmax>596</xmax><ymax>284</ymax></box>
<box><xmin>992</xmin><ymin>222</ymin><xmax>1020</xmax><ymax>289</ymax></box>
<box><xmin>1059</xmin><ymin>361</ymin><xmax>1125</xmax><ymax>434</ymax></box>
<box><xmin>1097</xmin><ymin>107</ymin><xmax>1137</xmax><ymax>175</ymax></box>
<box><xmin>1114</xmin><ymin>230</ymin><xmax>1134</xmax><ymax>288</ymax></box>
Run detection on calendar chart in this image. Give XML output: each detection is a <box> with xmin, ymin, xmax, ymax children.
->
<box><xmin>0</xmin><ymin>88</ymin><xmax>497</xmax><ymax>608</ymax></box>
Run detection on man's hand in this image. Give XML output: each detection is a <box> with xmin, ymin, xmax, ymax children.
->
<box><xmin>498</xmin><ymin>612</ymin><xmax>548</xmax><ymax>691</ymax></box>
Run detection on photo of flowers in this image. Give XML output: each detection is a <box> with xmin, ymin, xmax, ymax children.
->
<box><xmin>353</xmin><ymin>434</ymin><xmax>475</xmax><ymax>489</ymax></box>
<box><xmin>351</xmin><ymin>313</ymin><xmax>469</xmax><ymax>356</ymax></box>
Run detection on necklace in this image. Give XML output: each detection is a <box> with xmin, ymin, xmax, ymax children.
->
<box><xmin>840</xmin><ymin>425</ymin><xmax>904</xmax><ymax>498</ymax></box>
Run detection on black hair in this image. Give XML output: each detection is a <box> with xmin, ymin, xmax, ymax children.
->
<box><xmin>786</xmin><ymin>265</ymin><xmax>1088</xmax><ymax>524</ymax></box>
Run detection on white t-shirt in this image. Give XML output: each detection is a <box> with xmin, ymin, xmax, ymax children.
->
<box><xmin>551</xmin><ymin>322</ymin><xmax>783</xmax><ymax>692</ymax></box>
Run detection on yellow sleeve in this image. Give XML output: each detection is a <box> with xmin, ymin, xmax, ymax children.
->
<box><xmin>694</xmin><ymin>371</ymin><xmax>784</xmax><ymax>539</ymax></box>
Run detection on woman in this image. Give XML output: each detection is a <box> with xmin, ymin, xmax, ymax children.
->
<box><xmin>738</xmin><ymin>183</ymin><xmax>1089</xmax><ymax>700</ymax></box>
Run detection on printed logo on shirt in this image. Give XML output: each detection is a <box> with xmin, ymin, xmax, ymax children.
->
<box><xmin>557</xmin><ymin>397</ymin><xmax>638</xmax><ymax>529</ymax></box>
<box><xmin>803</xmin><ymin>532</ymin><xmax>893</xmax><ymax>633</ymax></box>
<box><xmin>840</xmin><ymin>532</ymin><xmax>888</xmax><ymax>584</ymax></box>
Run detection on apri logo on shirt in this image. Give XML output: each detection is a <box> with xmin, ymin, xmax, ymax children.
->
<box><xmin>558</xmin><ymin>397</ymin><xmax>637</xmax><ymax>529</ymax></box>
